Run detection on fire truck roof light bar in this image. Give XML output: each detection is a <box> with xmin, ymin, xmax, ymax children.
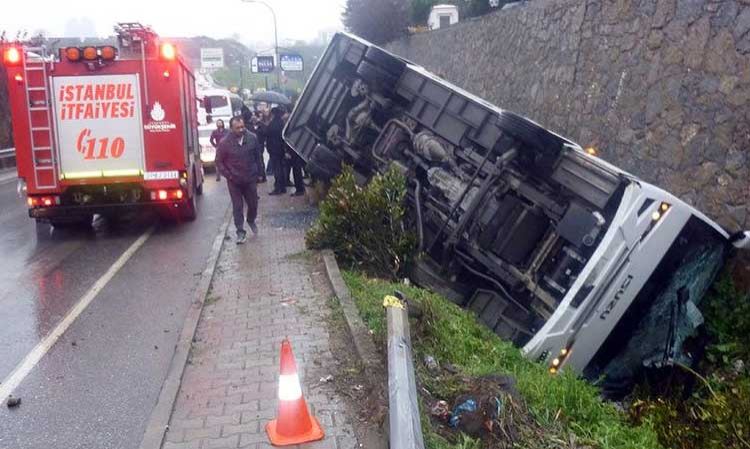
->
<box><xmin>64</xmin><ymin>46</ymin><xmax>118</xmax><ymax>62</ymax></box>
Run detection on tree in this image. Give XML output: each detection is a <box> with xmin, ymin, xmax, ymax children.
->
<box><xmin>411</xmin><ymin>0</ymin><xmax>438</xmax><ymax>25</ymax></box>
<box><xmin>342</xmin><ymin>0</ymin><xmax>410</xmax><ymax>45</ymax></box>
<box><xmin>459</xmin><ymin>0</ymin><xmax>496</xmax><ymax>19</ymax></box>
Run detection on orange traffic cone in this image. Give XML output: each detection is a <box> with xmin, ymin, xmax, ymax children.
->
<box><xmin>266</xmin><ymin>338</ymin><xmax>325</xmax><ymax>446</ymax></box>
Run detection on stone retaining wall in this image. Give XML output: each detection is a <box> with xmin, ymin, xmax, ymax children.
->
<box><xmin>387</xmin><ymin>0</ymin><xmax>749</xmax><ymax>232</ymax></box>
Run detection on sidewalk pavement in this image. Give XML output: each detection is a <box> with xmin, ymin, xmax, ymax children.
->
<box><xmin>163</xmin><ymin>181</ymin><xmax>361</xmax><ymax>449</ymax></box>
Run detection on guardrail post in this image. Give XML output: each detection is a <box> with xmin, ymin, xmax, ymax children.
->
<box><xmin>384</xmin><ymin>294</ymin><xmax>425</xmax><ymax>449</ymax></box>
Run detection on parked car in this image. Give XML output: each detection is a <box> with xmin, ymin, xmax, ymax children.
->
<box><xmin>198</xmin><ymin>124</ymin><xmax>217</xmax><ymax>169</ymax></box>
<box><xmin>284</xmin><ymin>32</ymin><xmax>750</xmax><ymax>394</ymax></box>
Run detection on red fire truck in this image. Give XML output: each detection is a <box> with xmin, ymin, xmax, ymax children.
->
<box><xmin>1</xmin><ymin>23</ymin><xmax>204</xmax><ymax>225</ymax></box>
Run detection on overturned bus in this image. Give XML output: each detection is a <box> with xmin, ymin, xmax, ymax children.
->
<box><xmin>284</xmin><ymin>32</ymin><xmax>750</xmax><ymax>392</ymax></box>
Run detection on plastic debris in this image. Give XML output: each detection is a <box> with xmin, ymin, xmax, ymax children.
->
<box><xmin>430</xmin><ymin>400</ymin><xmax>450</xmax><ymax>419</ymax></box>
<box><xmin>6</xmin><ymin>396</ymin><xmax>21</xmax><ymax>408</ymax></box>
<box><xmin>424</xmin><ymin>355</ymin><xmax>439</xmax><ymax>372</ymax></box>
<box><xmin>449</xmin><ymin>398</ymin><xmax>477</xmax><ymax>428</ymax></box>
<box><xmin>319</xmin><ymin>375</ymin><xmax>334</xmax><ymax>383</ymax></box>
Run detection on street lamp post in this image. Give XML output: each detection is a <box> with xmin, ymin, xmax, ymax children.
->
<box><xmin>241</xmin><ymin>0</ymin><xmax>280</xmax><ymax>90</ymax></box>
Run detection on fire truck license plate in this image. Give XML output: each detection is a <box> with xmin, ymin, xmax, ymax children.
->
<box><xmin>144</xmin><ymin>171</ymin><xmax>179</xmax><ymax>180</ymax></box>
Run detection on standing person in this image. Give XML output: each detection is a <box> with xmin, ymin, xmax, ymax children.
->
<box><xmin>249</xmin><ymin>112</ymin><xmax>268</xmax><ymax>183</ymax></box>
<box><xmin>265</xmin><ymin>107</ymin><xmax>287</xmax><ymax>195</ymax></box>
<box><xmin>285</xmin><ymin>143</ymin><xmax>305</xmax><ymax>196</ymax></box>
<box><xmin>241</xmin><ymin>103</ymin><xmax>253</xmax><ymax>126</ymax></box>
<box><xmin>259</xmin><ymin>110</ymin><xmax>274</xmax><ymax>177</ymax></box>
<box><xmin>215</xmin><ymin>117</ymin><xmax>262</xmax><ymax>244</ymax></box>
<box><xmin>281</xmin><ymin>111</ymin><xmax>305</xmax><ymax>196</ymax></box>
<box><xmin>209</xmin><ymin>119</ymin><xmax>229</xmax><ymax>181</ymax></box>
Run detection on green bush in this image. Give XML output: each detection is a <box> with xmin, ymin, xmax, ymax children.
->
<box><xmin>306</xmin><ymin>165</ymin><xmax>416</xmax><ymax>278</ymax></box>
<box><xmin>344</xmin><ymin>271</ymin><xmax>663</xmax><ymax>449</ymax></box>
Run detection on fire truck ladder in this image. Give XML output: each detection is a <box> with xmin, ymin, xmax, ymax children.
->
<box><xmin>23</xmin><ymin>47</ymin><xmax>57</xmax><ymax>189</ymax></box>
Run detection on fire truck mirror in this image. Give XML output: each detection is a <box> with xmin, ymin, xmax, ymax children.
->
<box><xmin>203</xmin><ymin>96</ymin><xmax>213</xmax><ymax>114</ymax></box>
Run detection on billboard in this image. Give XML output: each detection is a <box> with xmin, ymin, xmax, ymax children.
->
<box><xmin>251</xmin><ymin>55</ymin><xmax>275</xmax><ymax>73</ymax></box>
<box><xmin>200</xmin><ymin>48</ymin><xmax>224</xmax><ymax>69</ymax></box>
<box><xmin>279</xmin><ymin>54</ymin><xmax>304</xmax><ymax>72</ymax></box>
<box><xmin>51</xmin><ymin>74</ymin><xmax>145</xmax><ymax>176</ymax></box>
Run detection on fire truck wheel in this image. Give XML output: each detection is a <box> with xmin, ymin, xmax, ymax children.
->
<box><xmin>196</xmin><ymin>179</ymin><xmax>204</xmax><ymax>196</ymax></box>
<box><xmin>182</xmin><ymin>193</ymin><xmax>197</xmax><ymax>221</ymax></box>
<box><xmin>49</xmin><ymin>215</ymin><xmax>93</xmax><ymax>229</ymax></box>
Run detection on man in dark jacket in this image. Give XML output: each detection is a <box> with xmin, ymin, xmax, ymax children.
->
<box><xmin>249</xmin><ymin>112</ymin><xmax>268</xmax><ymax>183</ymax></box>
<box><xmin>265</xmin><ymin>107</ymin><xmax>287</xmax><ymax>195</ymax></box>
<box><xmin>216</xmin><ymin>116</ymin><xmax>262</xmax><ymax>244</ymax></box>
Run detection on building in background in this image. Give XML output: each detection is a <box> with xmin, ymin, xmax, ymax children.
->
<box><xmin>428</xmin><ymin>4</ymin><xmax>459</xmax><ymax>30</ymax></box>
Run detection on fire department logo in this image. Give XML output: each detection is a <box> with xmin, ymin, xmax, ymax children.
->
<box><xmin>144</xmin><ymin>100</ymin><xmax>176</xmax><ymax>133</ymax></box>
<box><xmin>150</xmin><ymin>102</ymin><xmax>166</xmax><ymax>121</ymax></box>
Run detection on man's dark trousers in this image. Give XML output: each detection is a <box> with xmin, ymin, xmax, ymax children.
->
<box><xmin>289</xmin><ymin>156</ymin><xmax>305</xmax><ymax>193</ymax></box>
<box><xmin>227</xmin><ymin>180</ymin><xmax>258</xmax><ymax>233</ymax></box>
<box><xmin>271</xmin><ymin>152</ymin><xmax>286</xmax><ymax>193</ymax></box>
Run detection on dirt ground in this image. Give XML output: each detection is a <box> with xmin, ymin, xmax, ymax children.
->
<box><xmin>308</xmin><ymin>252</ymin><xmax>389</xmax><ymax>449</ymax></box>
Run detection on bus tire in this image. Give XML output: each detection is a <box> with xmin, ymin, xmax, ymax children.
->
<box><xmin>306</xmin><ymin>160</ymin><xmax>339</xmax><ymax>182</ymax></box>
<box><xmin>497</xmin><ymin>111</ymin><xmax>566</xmax><ymax>156</ymax></box>
<box><xmin>356</xmin><ymin>60</ymin><xmax>398</xmax><ymax>93</ymax></box>
<box><xmin>364</xmin><ymin>46</ymin><xmax>405</xmax><ymax>77</ymax></box>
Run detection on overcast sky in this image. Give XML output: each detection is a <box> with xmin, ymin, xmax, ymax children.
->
<box><xmin>1</xmin><ymin>0</ymin><xmax>345</xmax><ymax>46</ymax></box>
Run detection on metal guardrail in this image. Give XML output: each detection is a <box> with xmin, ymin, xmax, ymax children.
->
<box><xmin>0</xmin><ymin>147</ymin><xmax>16</xmax><ymax>170</ymax></box>
<box><xmin>385</xmin><ymin>293</ymin><xmax>425</xmax><ymax>449</ymax></box>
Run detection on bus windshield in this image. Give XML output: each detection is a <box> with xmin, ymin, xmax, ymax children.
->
<box><xmin>585</xmin><ymin>215</ymin><xmax>727</xmax><ymax>394</ymax></box>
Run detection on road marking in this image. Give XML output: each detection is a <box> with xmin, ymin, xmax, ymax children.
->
<box><xmin>0</xmin><ymin>226</ymin><xmax>155</xmax><ymax>400</ymax></box>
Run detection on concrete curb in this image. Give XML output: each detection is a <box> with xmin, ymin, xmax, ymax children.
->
<box><xmin>321</xmin><ymin>250</ymin><xmax>383</xmax><ymax>384</ymax></box>
<box><xmin>138</xmin><ymin>206</ymin><xmax>232</xmax><ymax>449</ymax></box>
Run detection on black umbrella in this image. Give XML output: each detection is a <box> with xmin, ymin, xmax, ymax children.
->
<box><xmin>250</xmin><ymin>91</ymin><xmax>291</xmax><ymax>105</ymax></box>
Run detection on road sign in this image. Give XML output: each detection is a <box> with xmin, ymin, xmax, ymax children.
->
<box><xmin>200</xmin><ymin>48</ymin><xmax>224</xmax><ymax>69</ymax></box>
<box><xmin>251</xmin><ymin>56</ymin><xmax>275</xmax><ymax>73</ymax></box>
<box><xmin>279</xmin><ymin>54</ymin><xmax>303</xmax><ymax>72</ymax></box>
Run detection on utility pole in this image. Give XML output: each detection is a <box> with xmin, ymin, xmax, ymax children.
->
<box><xmin>238</xmin><ymin>55</ymin><xmax>244</xmax><ymax>90</ymax></box>
<box><xmin>241</xmin><ymin>0</ymin><xmax>280</xmax><ymax>90</ymax></box>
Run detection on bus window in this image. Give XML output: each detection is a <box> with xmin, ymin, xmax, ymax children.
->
<box><xmin>206</xmin><ymin>95</ymin><xmax>229</xmax><ymax>109</ymax></box>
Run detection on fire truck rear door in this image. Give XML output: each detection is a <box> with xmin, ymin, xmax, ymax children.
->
<box><xmin>51</xmin><ymin>74</ymin><xmax>145</xmax><ymax>178</ymax></box>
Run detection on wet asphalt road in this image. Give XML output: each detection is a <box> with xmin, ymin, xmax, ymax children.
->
<box><xmin>0</xmin><ymin>175</ymin><xmax>230</xmax><ymax>449</ymax></box>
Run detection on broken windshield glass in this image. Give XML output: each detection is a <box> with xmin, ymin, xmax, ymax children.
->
<box><xmin>584</xmin><ymin>216</ymin><xmax>727</xmax><ymax>395</ymax></box>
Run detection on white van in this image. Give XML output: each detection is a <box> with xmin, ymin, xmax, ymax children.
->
<box><xmin>198</xmin><ymin>88</ymin><xmax>243</xmax><ymax>124</ymax></box>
